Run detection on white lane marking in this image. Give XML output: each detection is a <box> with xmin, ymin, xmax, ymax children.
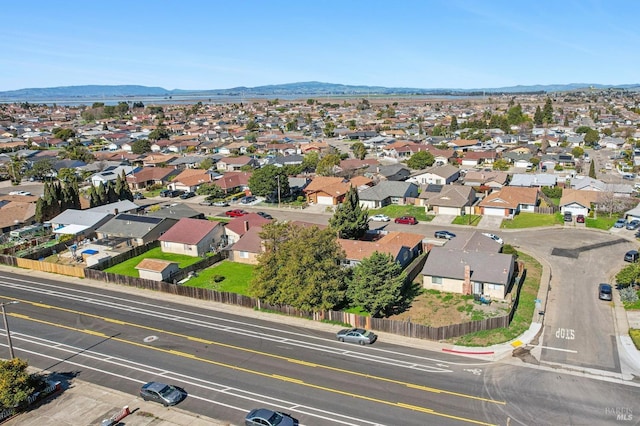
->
<box><xmin>537</xmin><ymin>345</ymin><xmax>578</xmax><ymax>353</ymax></box>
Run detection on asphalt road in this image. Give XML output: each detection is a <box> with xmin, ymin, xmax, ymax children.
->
<box><xmin>2</xmin><ymin>267</ymin><xmax>640</xmax><ymax>426</ymax></box>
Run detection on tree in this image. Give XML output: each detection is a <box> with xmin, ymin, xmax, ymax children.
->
<box><xmin>571</xmin><ymin>146</ymin><xmax>584</xmax><ymax>159</ymax></box>
<box><xmin>0</xmin><ymin>358</ymin><xmax>38</xmax><ymax>409</ymax></box>
<box><xmin>248</xmin><ymin>165</ymin><xmax>290</xmax><ymax>197</ymax></box>
<box><xmin>300</xmin><ymin>152</ymin><xmax>320</xmax><ymax>173</ymax></box>
<box><xmin>506</xmin><ymin>103</ymin><xmax>525</xmax><ymax>125</ymax></box>
<box><xmin>196</xmin><ymin>182</ymin><xmax>225</xmax><ymax>198</ymax></box>
<box><xmin>584</xmin><ymin>128</ymin><xmax>600</xmax><ymax>146</ymax></box>
<box><xmin>351</xmin><ymin>142</ymin><xmax>367</xmax><ymax>160</ymax></box>
<box><xmin>616</xmin><ymin>263</ymin><xmax>640</xmax><ymax>288</ymax></box>
<box><xmin>542</xmin><ymin>97</ymin><xmax>554</xmax><ymax>124</ymax></box>
<box><xmin>131</xmin><ymin>139</ymin><xmax>151</xmax><ymax>154</ymax></box>
<box><xmin>323</xmin><ymin>121</ymin><xmax>336</xmax><ymax>138</ymax></box>
<box><xmin>329</xmin><ymin>186</ymin><xmax>369</xmax><ymax>240</ymax></box>
<box><xmin>52</xmin><ymin>127</ymin><xmax>76</xmax><ymax>140</ymax></box>
<box><xmin>148</xmin><ymin>124</ymin><xmax>169</xmax><ymax>140</ymax></box>
<box><xmin>25</xmin><ymin>158</ymin><xmax>54</xmax><ymax>181</ymax></box>
<box><xmin>406</xmin><ymin>151</ymin><xmax>435</xmax><ymax>170</ymax></box>
<box><xmin>115</xmin><ymin>171</ymin><xmax>133</xmax><ymax>201</ymax></box>
<box><xmin>449</xmin><ymin>116</ymin><xmax>458</xmax><ymax>133</ymax></box>
<box><xmin>347</xmin><ymin>251</ymin><xmax>407</xmax><ymax>317</ymax></box>
<box><xmin>533</xmin><ymin>105</ymin><xmax>544</xmax><ymax>125</ymax></box>
<box><xmin>60</xmin><ymin>140</ymin><xmax>95</xmax><ymax>162</ymax></box>
<box><xmin>589</xmin><ymin>160</ymin><xmax>596</xmax><ymax>178</ymax></box>
<box><xmin>199</xmin><ymin>157</ymin><xmax>214</xmax><ymax>170</ymax></box>
<box><xmin>249</xmin><ymin>222</ymin><xmax>347</xmax><ymax>311</ymax></box>
<box><xmin>316</xmin><ymin>154</ymin><xmax>341</xmax><ymax>176</ymax></box>
<box><xmin>492</xmin><ymin>159</ymin><xmax>510</xmax><ymax>171</ymax></box>
<box><xmin>6</xmin><ymin>155</ymin><xmax>25</xmax><ymax>185</ymax></box>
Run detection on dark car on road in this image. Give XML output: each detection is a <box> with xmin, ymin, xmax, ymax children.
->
<box><xmin>133</xmin><ymin>192</ymin><xmax>145</xmax><ymax>200</ymax></box>
<box><xmin>239</xmin><ymin>195</ymin><xmax>257</xmax><ymax>204</ymax></box>
<box><xmin>434</xmin><ymin>230</ymin><xmax>456</xmax><ymax>239</ymax></box>
<box><xmin>139</xmin><ymin>381</ymin><xmax>186</xmax><ymax>406</ymax></box>
<box><xmin>257</xmin><ymin>211</ymin><xmax>273</xmax><ymax>219</ymax></box>
<box><xmin>394</xmin><ymin>216</ymin><xmax>417</xmax><ymax>225</ymax></box>
<box><xmin>245</xmin><ymin>408</ymin><xmax>297</xmax><ymax>426</ymax></box>
<box><xmin>179</xmin><ymin>191</ymin><xmax>196</xmax><ymax>199</ymax></box>
<box><xmin>598</xmin><ymin>283</ymin><xmax>613</xmax><ymax>301</ymax></box>
<box><xmin>624</xmin><ymin>250</ymin><xmax>639</xmax><ymax>263</ymax></box>
<box><xmin>336</xmin><ymin>327</ymin><xmax>377</xmax><ymax>345</ymax></box>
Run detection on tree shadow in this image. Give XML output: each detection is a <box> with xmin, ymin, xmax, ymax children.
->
<box><xmin>383</xmin><ymin>281</ymin><xmax>423</xmax><ymax>317</ymax></box>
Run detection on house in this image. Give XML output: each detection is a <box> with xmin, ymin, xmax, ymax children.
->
<box><xmin>303</xmin><ymin>176</ymin><xmax>350</xmax><ymax>205</ymax></box>
<box><xmin>418</xmin><ymin>185</ymin><xmax>476</xmax><ymax>216</ymax></box>
<box><xmin>509</xmin><ymin>174</ymin><xmax>557</xmax><ymax>188</ymax></box>
<box><xmin>157</xmin><ymin>218</ymin><xmax>223</xmax><ymax>257</ymax></box>
<box><xmin>95</xmin><ymin>213</ymin><xmax>177</xmax><ymax>246</ymax></box>
<box><xmin>624</xmin><ymin>203</ymin><xmax>640</xmax><ymax>222</ymax></box>
<box><xmin>135</xmin><ymin>258</ymin><xmax>179</xmax><ymax>282</ymax></box>
<box><xmin>358</xmin><ymin>181</ymin><xmax>419</xmax><ymax>209</ymax></box>
<box><xmin>126</xmin><ymin>167</ymin><xmax>179</xmax><ymax>190</ymax></box>
<box><xmin>216</xmin><ymin>155</ymin><xmax>258</xmax><ymax>171</ymax></box>
<box><xmin>142</xmin><ymin>153</ymin><xmax>178</xmax><ymax>167</ymax></box>
<box><xmin>215</xmin><ymin>171</ymin><xmax>252</xmax><ymax>195</ymax></box>
<box><xmin>559</xmin><ymin>189</ymin><xmax>601</xmax><ymax>217</ymax></box>
<box><xmin>463</xmin><ymin>171</ymin><xmax>508</xmax><ymax>188</ymax></box>
<box><xmin>168</xmin><ymin>169</ymin><xmax>214</xmax><ymax>192</ymax></box>
<box><xmin>409</xmin><ymin>164</ymin><xmax>460</xmax><ymax>186</ymax></box>
<box><xmin>571</xmin><ymin>176</ymin><xmax>634</xmax><ymax>197</ymax></box>
<box><xmin>0</xmin><ymin>199</ymin><xmax>37</xmax><ymax>233</ymax></box>
<box><xmin>372</xmin><ymin>163</ymin><xmax>411</xmax><ymax>181</ymax></box>
<box><xmin>48</xmin><ymin>209</ymin><xmax>114</xmax><ymax>237</ymax></box>
<box><xmin>478</xmin><ymin>186</ymin><xmax>539</xmax><ymax>218</ymax></box>
<box><xmin>228</xmin><ymin>225</ymin><xmax>264</xmax><ymax>264</ymax></box>
<box><xmin>224</xmin><ymin>213</ymin><xmax>272</xmax><ymax>245</ymax></box>
<box><xmin>338</xmin><ymin>231</ymin><xmax>424</xmax><ymax>268</ymax></box>
<box><xmin>421</xmin><ymin>247</ymin><xmax>515</xmax><ymax>300</ymax></box>
<box><xmin>459</xmin><ymin>151</ymin><xmax>497</xmax><ymax>168</ymax></box>
<box><xmin>448</xmin><ymin>139</ymin><xmax>481</xmax><ymax>152</ymax></box>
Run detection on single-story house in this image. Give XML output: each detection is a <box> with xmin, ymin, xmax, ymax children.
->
<box><xmin>418</xmin><ymin>185</ymin><xmax>476</xmax><ymax>216</ymax></box>
<box><xmin>478</xmin><ymin>187</ymin><xmax>539</xmax><ymax>218</ymax></box>
<box><xmin>338</xmin><ymin>231</ymin><xmax>424</xmax><ymax>268</ymax></box>
<box><xmin>358</xmin><ymin>181</ymin><xmax>419</xmax><ymax>209</ymax></box>
<box><xmin>158</xmin><ymin>217</ymin><xmax>223</xmax><ymax>257</ymax></box>
<box><xmin>408</xmin><ymin>164</ymin><xmax>460</xmax><ymax>186</ymax></box>
<box><xmin>559</xmin><ymin>189</ymin><xmax>601</xmax><ymax>217</ymax></box>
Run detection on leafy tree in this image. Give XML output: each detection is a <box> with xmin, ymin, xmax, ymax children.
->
<box><xmin>571</xmin><ymin>146</ymin><xmax>584</xmax><ymax>158</ymax></box>
<box><xmin>575</xmin><ymin>126</ymin><xmax>592</xmax><ymax>134</ymax></box>
<box><xmin>53</xmin><ymin>127</ymin><xmax>76</xmax><ymax>140</ymax></box>
<box><xmin>0</xmin><ymin>358</ymin><xmax>38</xmax><ymax>409</ymax></box>
<box><xmin>246</xmin><ymin>119</ymin><xmax>259</xmax><ymax>131</ymax></box>
<box><xmin>506</xmin><ymin>103</ymin><xmax>525</xmax><ymax>125</ymax></box>
<box><xmin>196</xmin><ymin>182</ymin><xmax>225</xmax><ymax>198</ymax></box>
<box><xmin>249</xmin><ymin>222</ymin><xmax>347</xmax><ymax>311</ymax></box>
<box><xmin>584</xmin><ymin>128</ymin><xmax>600</xmax><ymax>146</ymax></box>
<box><xmin>131</xmin><ymin>139</ymin><xmax>151</xmax><ymax>154</ymax></box>
<box><xmin>492</xmin><ymin>159</ymin><xmax>510</xmax><ymax>171</ymax></box>
<box><xmin>616</xmin><ymin>263</ymin><xmax>640</xmax><ymax>288</ymax></box>
<box><xmin>323</xmin><ymin>121</ymin><xmax>336</xmax><ymax>137</ymax></box>
<box><xmin>6</xmin><ymin>155</ymin><xmax>25</xmax><ymax>185</ymax></box>
<box><xmin>57</xmin><ymin>167</ymin><xmax>79</xmax><ymax>184</ymax></box>
<box><xmin>329</xmin><ymin>186</ymin><xmax>369</xmax><ymax>240</ymax></box>
<box><xmin>406</xmin><ymin>150</ymin><xmax>435</xmax><ymax>170</ymax></box>
<box><xmin>316</xmin><ymin>154</ymin><xmax>341</xmax><ymax>176</ymax></box>
<box><xmin>541</xmin><ymin>186</ymin><xmax>562</xmax><ymax>199</ymax></box>
<box><xmin>199</xmin><ymin>157</ymin><xmax>214</xmax><ymax>170</ymax></box>
<box><xmin>248</xmin><ymin>165</ymin><xmax>290</xmax><ymax>197</ymax></box>
<box><xmin>115</xmin><ymin>171</ymin><xmax>134</xmax><ymax>201</ymax></box>
<box><xmin>60</xmin><ymin>141</ymin><xmax>95</xmax><ymax>162</ymax></box>
<box><xmin>25</xmin><ymin>158</ymin><xmax>55</xmax><ymax>181</ymax></box>
<box><xmin>351</xmin><ymin>142</ymin><xmax>367</xmax><ymax>160</ymax></box>
<box><xmin>148</xmin><ymin>124</ymin><xmax>169</xmax><ymax>141</ymax></box>
<box><xmin>347</xmin><ymin>251</ymin><xmax>407</xmax><ymax>317</ymax></box>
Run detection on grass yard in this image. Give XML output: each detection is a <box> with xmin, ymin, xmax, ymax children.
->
<box><xmin>104</xmin><ymin>247</ymin><xmax>205</xmax><ymax>277</ymax></box>
<box><xmin>452</xmin><ymin>215</ymin><xmax>482</xmax><ymax>226</ymax></box>
<box><xmin>501</xmin><ymin>212</ymin><xmax>563</xmax><ymax>229</ymax></box>
<box><xmin>369</xmin><ymin>205</ymin><xmax>434</xmax><ymax>222</ymax></box>
<box><xmin>183</xmin><ymin>260</ymin><xmax>254</xmax><ymax>295</ymax></box>
<box><xmin>630</xmin><ymin>329</ymin><xmax>640</xmax><ymax>350</ymax></box>
<box><xmin>586</xmin><ymin>215</ymin><xmax>622</xmax><ymax>230</ymax></box>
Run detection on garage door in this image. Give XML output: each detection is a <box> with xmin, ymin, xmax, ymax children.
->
<box><xmin>483</xmin><ymin>207</ymin><xmax>505</xmax><ymax>217</ymax></box>
<box><xmin>317</xmin><ymin>195</ymin><xmax>334</xmax><ymax>205</ymax></box>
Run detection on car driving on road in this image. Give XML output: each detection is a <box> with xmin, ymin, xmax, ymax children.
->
<box><xmin>225</xmin><ymin>209</ymin><xmax>248</xmax><ymax>217</ymax></box>
<box><xmin>139</xmin><ymin>381</ymin><xmax>186</xmax><ymax>406</ymax></box>
<box><xmin>245</xmin><ymin>408</ymin><xmax>297</xmax><ymax>426</ymax></box>
<box><xmin>598</xmin><ymin>283</ymin><xmax>612</xmax><ymax>301</ymax></box>
<box><xmin>482</xmin><ymin>232</ymin><xmax>504</xmax><ymax>244</ymax></box>
<box><xmin>336</xmin><ymin>327</ymin><xmax>377</xmax><ymax>345</ymax></box>
<box><xmin>434</xmin><ymin>230</ymin><xmax>456</xmax><ymax>239</ymax></box>
<box><xmin>369</xmin><ymin>214</ymin><xmax>390</xmax><ymax>222</ymax></box>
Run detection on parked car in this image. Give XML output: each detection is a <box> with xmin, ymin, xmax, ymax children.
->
<box><xmin>179</xmin><ymin>191</ymin><xmax>196</xmax><ymax>199</ymax></box>
<box><xmin>598</xmin><ymin>283</ymin><xmax>613</xmax><ymax>301</ymax></box>
<box><xmin>133</xmin><ymin>192</ymin><xmax>145</xmax><ymax>200</ymax></box>
<box><xmin>482</xmin><ymin>232</ymin><xmax>504</xmax><ymax>244</ymax></box>
<box><xmin>168</xmin><ymin>189</ymin><xmax>183</xmax><ymax>198</ymax></box>
<box><xmin>434</xmin><ymin>230</ymin><xmax>456</xmax><ymax>240</ymax></box>
<box><xmin>239</xmin><ymin>195</ymin><xmax>257</xmax><ymax>205</ymax></box>
<box><xmin>576</xmin><ymin>214</ymin><xmax>585</xmax><ymax>223</ymax></box>
<box><xmin>212</xmin><ymin>200</ymin><xmax>230</xmax><ymax>207</ymax></box>
<box><xmin>256</xmin><ymin>211</ymin><xmax>273</xmax><ymax>219</ymax></box>
<box><xmin>336</xmin><ymin>327</ymin><xmax>377</xmax><ymax>345</ymax></box>
<box><xmin>245</xmin><ymin>408</ymin><xmax>297</xmax><ymax>426</ymax></box>
<box><xmin>8</xmin><ymin>190</ymin><xmax>31</xmax><ymax>196</ymax></box>
<box><xmin>394</xmin><ymin>216</ymin><xmax>417</xmax><ymax>225</ymax></box>
<box><xmin>624</xmin><ymin>250</ymin><xmax>639</xmax><ymax>263</ymax></box>
<box><xmin>563</xmin><ymin>212</ymin><xmax>572</xmax><ymax>222</ymax></box>
<box><xmin>627</xmin><ymin>220</ymin><xmax>640</xmax><ymax>230</ymax></box>
<box><xmin>614</xmin><ymin>219</ymin><xmax>627</xmax><ymax>228</ymax></box>
<box><xmin>225</xmin><ymin>209</ymin><xmax>248</xmax><ymax>217</ymax></box>
<box><xmin>139</xmin><ymin>382</ymin><xmax>186</xmax><ymax>406</ymax></box>
<box><xmin>159</xmin><ymin>189</ymin><xmax>171</xmax><ymax>197</ymax></box>
<box><xmin>369</xmin><ymin>214</ymin><xmax>391</xmax><ymax>222</ymax></box>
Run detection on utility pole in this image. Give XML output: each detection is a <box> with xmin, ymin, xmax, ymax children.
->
<box><xmin>276</xmin><ymin>175</ymin><xmax>281</xmax><ymax>208</ymax></box>
<box><xmin>1</xmin><ymin>301</ymin><xmax>19</xmax><ymax>359</ymax></box>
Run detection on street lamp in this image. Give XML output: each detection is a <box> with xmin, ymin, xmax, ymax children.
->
<box><xmin>1</xmin><ymin>301</ymin><xmax>19</xmax><ymax>359</ymax></box>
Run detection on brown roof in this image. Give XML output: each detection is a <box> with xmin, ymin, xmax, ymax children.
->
<box><xmin>128</xmin><ymin>167</ymin><xmax>176</xmax><ymax>182</ymax></box>
<box><xmin>135</xmin><ymin>258</ymin><xmax>177</xmax><ymax>272</ymax></box>
<box><xmin>559</xmin><ymin>189</ymin><xmax>601</xmax><ymax>208</ymax></box>
<box><xmin>225</xmin><ymin>213</ymin><xmax>272</xmax><ymax>236</ymax></box>
<box><xmin>216</xmin><ymin>171</ymin><xmax>252</xmax><ymax>190</ymax></box>
<box><xmin>157</xmin><ymin>218</ymin><xmax>219</xmax><ymax>245</ymax></box>
<box><xmin>304</xmin><ymin>177</ymin><xmax>345</xmax><ymax>193</ymax></box>
<box><xmin>172</xmin><ymin>169</ymin><xmax>213</xmax><ymax>187</ymax></box>
<box><xmin>0</xmin><ymin>201</ymin><xmax>36</xmax><ymax>228</ymax></box>
<box><xmin>339</xmin><ymin>231</ymin><xmax>423</xmax><ymax>261</ymax></box>
<box><xmin>230</xmin><ymin>226</ymin><xmax>264</xmax><ymax>253</ymax></box>
<box><xmin>479</xmin><ymin>187</ymin><xmax>538</xmax><ymax>209</ymax></box>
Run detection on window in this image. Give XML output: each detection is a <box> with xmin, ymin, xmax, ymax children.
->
<box><xmin>163</xmin><ymin>241</ymin><xmax>170</xmax><ymax>248</ymax></box>
<box><xmin>431</xmin><ymin>276</ymin><xmax>443</xmax><ymax>285</ymax></box>
<box><xmin>239</xmin><ymin>251</ymin><xmax>249</xmax><ymax>259</ymax></box>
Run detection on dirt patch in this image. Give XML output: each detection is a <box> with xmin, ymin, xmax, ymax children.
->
<box><xmin>388</xmin><ymin>288</ymin><xmax>510</xmax><ymax>328</ymax></box>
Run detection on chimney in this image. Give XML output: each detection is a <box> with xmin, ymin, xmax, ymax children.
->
<box><xmin>244</xmin><ymin>221</ymin><xmax>250</xmax><ymax>232</ymax></box>
<box><xmin>462</xmin><ymin>264</ymin><xmax>472</xmax><ymax>295</ymax></box>
<box><xmin>114</xmin><ymin>208</ymin><xmax>119</xmax><ymax>215</ymax></box>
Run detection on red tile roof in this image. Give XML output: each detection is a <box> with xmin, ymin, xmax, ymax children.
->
<box><xmin>157</xmin><ymin>218</ymin><xmax>220</xmax><ymax>244</ymax></box>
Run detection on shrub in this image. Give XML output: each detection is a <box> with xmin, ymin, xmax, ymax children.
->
<box><xmin>620</xmin><ymin>286</ymin><xmax>639</xmax><ymax>305</ymax></box>
<box><xmin>212</xmin><ymin>275</ymin><xmax>225</xmax><ymax>283</ymax></box>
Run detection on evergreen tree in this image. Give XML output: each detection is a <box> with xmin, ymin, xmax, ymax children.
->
<box><xmin>105</xmin><ymin>181</ymin><xmax>118</xmax><ymax>204</ymax></box>
<box><xmin>543</xmin><ymin>97</ymin><xmax>554</xmax><ymax>124</ymax></box>
<box><xmin>347</xmin><ymin>251</ymin><xmax>407</xmax><ymax>318</ymax></box>
<box><xmin>449</xmin><ymin>115</ymin><xmax>458</xmax><ymax>133</ymax></box>
<box><xmin>35</xmin><ymin>197</ymin><xmax>45</xmax><ymax>223</ymax></box>
<box><xmin>87</xmin><ymin>185</ymin><xmax>98</xmax><ymax>208</ymax></box>
<box><xmin>589</xmin><ymin>159</ymin><xmax>596</xmax><ymax>178</ymax></box>
<box><xmin>96</xmin><ymin>183</ymin><xmax>107</xmax><ymax>206</ymax></box>
<box><xmin>534</xmin><ymin>105</ymin><xmax>544</xmax><ymax>125</ymax></box>
<box><xmin>71</xmin><ymin>181</ymin><xmax>82</xmax><ymax>209</ymax></box>
<box><xmin>329</xmin><ymin>186</ymin><xmax>369</xmax><ymax>240</ymax></box>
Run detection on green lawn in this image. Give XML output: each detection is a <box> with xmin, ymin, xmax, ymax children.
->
<box><xmin>104</xmin><ymin>247</ymin><xmax>205</xmax><ymax>277</ymax></box>
<box><xmin>452</xmin><ymin>215</ymin><xmax>482</xmax><ymax>226</ymax></box>
<box><xmin>183</xmin><ymin>260</ymin><xmax>254</xmax><ymax>295</ymax></box>
<box><xmin>586</xmin><ymin>215</ymin><xmax>622</xmax><ymax>230</ymax></box>
<box><xmin>630</xmin><ymin>329</ymin><xmax>640</xmax><ymax>350</ymax></box>
<box><xmin>501</xmin><ymin>212</ymin><xmax>563</xmax><ymax>229</ymax></box>
<box><xmin>369</xmin><ymin>205</ymin><xmax>434</xmax><ymax>222</ymax></box>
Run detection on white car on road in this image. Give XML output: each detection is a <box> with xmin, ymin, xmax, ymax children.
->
<box><xmin>369</xmin><ymin>214</ymin><xmax>390</xmax><ymax>222</ymax></box>
<box><xmin>482</xmin><ymin>232</ymin><xmax>504</xmax><ymax>244</ymax></box>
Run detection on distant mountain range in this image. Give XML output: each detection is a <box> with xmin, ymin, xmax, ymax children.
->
<box><xmin>1</xmin><ymin>81</ymin><xmax>639</xmax><ymax>101</ymax></box>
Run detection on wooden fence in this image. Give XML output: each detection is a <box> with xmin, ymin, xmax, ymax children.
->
<box><xmin>15</xmin><ymin>258</ymin><xmax>86</xmax><ymax>278</ymax></box>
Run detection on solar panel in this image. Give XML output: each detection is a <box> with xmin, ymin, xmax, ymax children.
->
<box><xmin>117</xmin><ymin>213</ymin><xmax>162</xmax><ymax>224</ymax></box>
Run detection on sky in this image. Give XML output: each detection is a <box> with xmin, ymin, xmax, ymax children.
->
<box><xmin>1</xmin><ymin>0</ymin><xmax>639</xmax><ymax>91</ymax></box>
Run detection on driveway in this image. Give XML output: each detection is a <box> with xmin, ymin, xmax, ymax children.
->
<box><xmin>478</xmin><ymin>215</ymin><xmax>503</xmax><ymax>229</ymax></box>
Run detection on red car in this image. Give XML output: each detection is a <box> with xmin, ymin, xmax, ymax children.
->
<box><xmin>576</xmin><ymin>214</ymin><xmax>585</xmax><ymax>223</ymax></box>
<box><xmin>225</xmin><ymin>209</ymin><xmax>248</xmax><ymax>217</ymax></box>
<box><xmin>394</xmin><ymin>216</ymin><xmax>417</xmax><ymax>225</ymax></box>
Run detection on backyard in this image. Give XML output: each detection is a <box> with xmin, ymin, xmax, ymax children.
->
<box><xmin>104</xmin><ymin>247</ymin><xmax>206</xmax><ymax>277</ymax></box>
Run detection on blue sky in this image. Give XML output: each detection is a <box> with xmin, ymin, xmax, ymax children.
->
<box><xmin>1</xmin><ymin>0</ymin><xmax>638</xmax><ymax>91</ymax></box>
